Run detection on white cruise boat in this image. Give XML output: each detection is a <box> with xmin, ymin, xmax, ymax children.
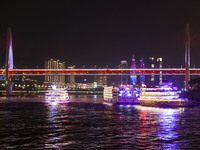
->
<box><xmin>138</xmin><ymin>82</ymin><xmax>188</xmax><ymax>107</ymax></box>
<box><xmin>103</xmin><ymin>86</ymin><xmax>118</xmax><ymax>103</ymax></box>
<box><xmin>45</xmin><ymin>85</ymin><xmax>69</xmax><ymax>101</ymax></box>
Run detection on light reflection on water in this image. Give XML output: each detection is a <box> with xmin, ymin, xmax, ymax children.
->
<box><xmin>0</xmin><ymin>96</ymin><xmax>200</xmax><ymax>149</ymax></box>
<box><xmin>45</xmin><ymin>100</ymin><xmax>72</xmax><ymax>149</ymax></box>
<box><xmin>136</xmin><ymin>106</ymin><xmax>183</xmax><ymax>149</ymax></box>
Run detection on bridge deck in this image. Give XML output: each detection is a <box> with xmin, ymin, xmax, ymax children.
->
<box><xmin>0</xmin><ymin>68</ymin><xmax>199</xmax><ymax>75</ymax></box>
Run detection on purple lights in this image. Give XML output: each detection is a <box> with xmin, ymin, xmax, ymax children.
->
<box><xmin>118</xmin><ymin>85</ymin><xmax>140</xmax><ymax>98</ymax></box>
<box><xmin>130</xmin><ymin>55</ymin><xmax>137</xmax><ymax>85</ymax></box>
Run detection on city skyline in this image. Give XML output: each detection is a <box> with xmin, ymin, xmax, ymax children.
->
<box><xmin>1</xmin><ymin>2</ymin><xmax>200</xmax><ymax>149</ymax></box>
<box><xmin>1</xmin><ymin>1</ymin><xmax>200</xmax><ymax>69</ymax></box>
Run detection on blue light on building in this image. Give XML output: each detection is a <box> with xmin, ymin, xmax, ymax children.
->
<box><xmin>130</xmin><ymin>55</ymin><xmax>137</xmax><ymax>85</ymax></box>
<box><xmin>140</xmin><ymin>57</ymin><xmax>145</xmax><ymax>84</ymax></box>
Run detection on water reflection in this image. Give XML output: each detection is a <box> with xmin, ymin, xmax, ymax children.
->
<box><xmin>137</xmin><ymin>106</ymin><xmax>183</xmax><ymax>149</ymax></box>
<box><xmin>44</xmin><ymin>100</ymin><xmax>70</xmax><ymax>149</ymax></box>
<box><xmin>158</xmin><ymin>108</ymin><xmax>183</xmax><ymax>149</ymax></box>
<box><xmin>103</xmin><ymin>101</ymin><xmax>114</xmax><ymax>106</ymax></box>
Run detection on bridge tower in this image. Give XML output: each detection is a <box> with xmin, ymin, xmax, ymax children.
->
<box><xmin>5</xmin><ymin>28</ymin><xmax>13</xmax><ymax>96</ymax></box>
<box><xmin>185</xmin><ymin>24</ymin><xmax>190</xmax><ymax>91</ymax></box>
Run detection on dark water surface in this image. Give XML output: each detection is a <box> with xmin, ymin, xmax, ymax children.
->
<box><xmin>0</xmin><ymin>95</ymin><xmax>200</xmax><ymax>149</ymax></box>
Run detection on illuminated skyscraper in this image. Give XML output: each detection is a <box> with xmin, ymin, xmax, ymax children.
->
<box><xmin>140</xmin><ymin>57</ymin><xmax>145</xmax><ymax>84</ymax></box>
<box><xmin>157</xmin><ymin>58</ymin><xmax>162</xmax><ymax>84</ymax></box>
<box><xmin>68</xmin><ymin>66</ymin><xmax>75</xmax><ymax>84</ymax></box>
<box><xmin>149</xmin><ymin>57</ymin><xmax>155</xmax><ymax>85</ymax></box>
<box><xmin>120</xmin><ymin>60</ymin><xmax>128</xmax><ymax>85</ymax></box>
<box><xmin>130</xmin><ymin>55</ymin><xmax>137</xmax><ymax>85</ymax></box>
<box><xmin>45</xmin><ymin>59</ymin><xmax>65</xmax><ymax>85</ymax></box>
<box><xmin>148</xmin><ymin>57</ymin><xmax>163</xmax><ymax>85</ymax></box>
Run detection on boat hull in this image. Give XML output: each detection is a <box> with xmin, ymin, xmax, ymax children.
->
<box><xmin>45</xmin><ymin>96</ymin><xmax>69</xmax><ymax>100</ymax></box>
<box><xmin>138</xmin><ymin>98</ymin><xmax>189</xmax><ymax>107</ymax></box>
<box><xmin>118</xmin><ymin>97</ymin><xmax>139</xmax><ymax>104</ymax></box>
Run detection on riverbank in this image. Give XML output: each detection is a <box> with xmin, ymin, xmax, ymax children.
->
<box><xmin>0</xmin><ymin>90</ymin><xmax>103</xmax><ymax>97</ymax></box>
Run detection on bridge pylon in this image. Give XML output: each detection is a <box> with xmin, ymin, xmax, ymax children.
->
<box><xmin>185</xmin><ymin>24</ymin><xmax>190</xmax><ymax>91</ymax></box>
<box><xmin>5</xmin><ymin>28</ymin><xmax>13</xmax><ymax>96</ymax></box>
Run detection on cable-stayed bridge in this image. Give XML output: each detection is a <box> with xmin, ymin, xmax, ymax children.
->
<box><xmin>1</xmin><ymin>24</ymin><xmax>194</xmax><ymax>95</ymax></box>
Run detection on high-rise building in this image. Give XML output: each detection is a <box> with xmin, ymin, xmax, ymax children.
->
<box><xmin>147</xmin><ymin>57</ymin><xmax>163</xmax><ymax>85</ymax></box>
<box><xmin>45</xmin><ymin>59</ymin><xmax>65</xmax><ymax>85</ymax></box>
<box><xmin>140</xmin><ymin>57</ymin><xmax>145</xmax><ymax>85</ymax></box>
<box><xmin>68</xmin><ymin>66</ymin><xmax>75</xmax><ymax>84</ymax></box>
<box><xmin>120</xmin><ymin>60</ymin><xmax>128</xmax><ymax>85</ymax></box>
<box><xmin>130</xmin><ymin>55</ymin><xmax>137</xmax><ymax>85</ymax></box>
<box><xmin>149</xmin><ymin>57</ymin><xmax>155</xmax><ymax>85</ymax></box>
<box><xmin>157</xmin><ymin>58</ymin><xmax>162</xmax><ymax>84</ymax></box>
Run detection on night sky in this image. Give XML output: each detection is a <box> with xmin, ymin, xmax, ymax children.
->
<box><xmin>1</xmin><ymin>0</ymin><xmax>200</xmax><ymax>69</ymax></box>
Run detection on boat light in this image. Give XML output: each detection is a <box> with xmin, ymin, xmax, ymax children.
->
<box><xmin>52</xmin><ymin>85</ymin><xmax>57</xmax><ymax>90</ymax></box>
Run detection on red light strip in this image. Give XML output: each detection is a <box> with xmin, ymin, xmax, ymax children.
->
<box><xmin>0</xmin><ymin>68</ymin><xmax>200</xmax><ymax>75</ymax></box>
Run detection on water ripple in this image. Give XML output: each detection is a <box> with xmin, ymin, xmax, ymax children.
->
<box><xmin>0</xmin><ymin>97</ymin><xmax>200</xmax><ymax>149</ymax></box>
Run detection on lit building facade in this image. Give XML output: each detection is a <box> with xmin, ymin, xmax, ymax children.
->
<box><xmin>45</xmin><ymin>59</ymin><xmax>65</xmax><ymax>85</ymax></box>
<box><xmin>120</xmin><ymin>60</ymin><xmax>128</xmax><ymax>85</ymax></box>
<box><xmin>130</xmin><ymin>55</ymin><xmax>137</xmax><ymax>85</ymax></box>
<box><xmin>140</xmin><ymin>57</ymin><xmax>145</xmax><ymax>85</ymax></box>
<box><xmin>149</xmin><ymin>57</ymin><xmax>155</xmax><ymax>85</ymax></box>
<box><xmin>157</xmin><ymin>58</ymin><xmax>163</xmax><ymax>84</ymax></box>
<box><xmin>147</xmin><ymin>57</ymin><xmax>163</xmax><ymax>86</ymax></box>
<box><xmin>68</xmin><ymin>66</ymin><xmax>76</xmax><ymax>84</ymax></box>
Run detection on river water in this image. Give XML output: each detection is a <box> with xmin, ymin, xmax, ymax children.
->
<box><xmin>0</xmin><ymin>95</ymin><xmax>200</xmax><ymax>149</ymax></box>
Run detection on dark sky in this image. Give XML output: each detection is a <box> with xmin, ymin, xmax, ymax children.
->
<box><xmin>1</xmin><ymin>0</ymin><xmax>200</xmax><ymax>69</ymax></box>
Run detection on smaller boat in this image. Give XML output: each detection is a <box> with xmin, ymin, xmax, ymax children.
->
<box><xmin>138</xmin><ymin>82</ymin><xmax>189</xmax><ymax>107</ymax></box>
<box><xmin>45</xmin><ymin>85</ymin><xmax>69</xmax><ymax>101</ymax></box>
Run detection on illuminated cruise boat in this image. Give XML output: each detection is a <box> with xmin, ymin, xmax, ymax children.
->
<box><xmin>118</xmin><ymin>85</ymin><xmax>140</xmax><ymax>104</ymax></box>
<box><xmin>103</xmin><ymin>85</ymin><xmax>140</xmax><ymax>104</ymax></box>
<box><xmin>138</xmin><ymin>82</ymin><xmax>189</xmax><ymax>107</ymax></box>
<box><xmin>45</xmin><ymin>85</ymin><xmax>69</xmax><ymax>101</ymax></box>
<box><xmin>103</xmin><ymin>86</ymin><xmax>118</xmax><ymax>103</ymax></box>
